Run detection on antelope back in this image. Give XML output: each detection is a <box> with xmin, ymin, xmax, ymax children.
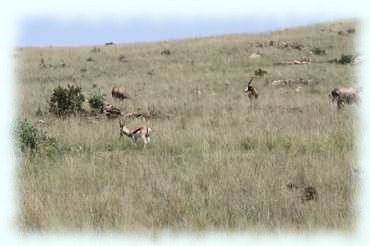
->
<box><xmin>112</xmin><ymin>86</ymin><xmax>127</xmax><ymax>96</ymax></box>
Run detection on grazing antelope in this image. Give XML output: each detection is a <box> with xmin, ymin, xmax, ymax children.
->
<box><xmin>119</xmin><ymin>117</ymin><xmax>152</xmax><ymax>146</ymax></box>
<box><xmin>112</xmin><ymin>86</ymin><xmax>130</xmax><ymax>100</ymax></box>
<box><xmin>243</xmin><ymin>77</ymin><xmax>259</xmax><ymax>100</ymax></box>
<box><xmin>330</xmin><ymin>86</ymin><xmax>359</xmax><ymax>109</ymax></box>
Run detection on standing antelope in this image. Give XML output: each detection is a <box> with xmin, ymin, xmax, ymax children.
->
<box><xmin>112</xmin><ymin>86</ymin><xmax>130</xmax><ymax>100</ymax></box>
<box><xmin>244</xmin><ymin>77</ymin><xmax>259</xmax><ymax>100</ymax></box>
<box><xmin>330</xmin><ymin>86</ymin><xmax>359</xmax><ymax>109</ymax></box>
<box><xmin>119</xmin><ymin>117</ymin><xmax>152</xmax><ymax>146</ymax></box>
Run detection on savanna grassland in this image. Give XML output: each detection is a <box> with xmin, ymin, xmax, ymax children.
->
<box><xmin>16</xmin><ymin>20</ymin><xmax>359</xmax><ymax>233</ymax></box>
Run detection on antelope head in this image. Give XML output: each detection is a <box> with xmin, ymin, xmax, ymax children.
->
<box><xmin>244</xmin><ymin>77</ymin><xmax>254</xmax><ymax>93</ymax></box>
<box><xmin>244</xmin><ymin>77</ymin><xmax>258</xmax><ymax>99</ymax></box>
<box><xmin>119</xmin><ymin>117</ymin><xmax>131</xmax><ymax>137</ymax></box>
<box><xmin>329</xmin><ymin>88</ymin><xmax>339</xmax><ymax>104</ymax></box>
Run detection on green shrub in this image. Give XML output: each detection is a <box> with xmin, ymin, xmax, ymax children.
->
<box><xmin>15</xmin><ymin>118</ymin><xmax>67</xmax><ymax>158</ymax></box>
<box><xmin>240</xmin><ymin>137</ymin><xmax>258</xmax><ymax>151</ymax></box>
<box><xmin>49</xmin><ymin>84</ymin><xmax>85</xmax><ymax>116</ymax></box>
<box><xmin>347</xmin><ymin>28</ymin><xmax>356</xmax><ymax>34</ymax></box>
<box><xmin>337</xmin><ymin>54</ymin><xmax>354</xmax><ymax>64</ymax></box>
<box><xmin>331</xmin><ymin>134</ymin><xmax>353</xmax><ymax>152</ymax></box>
<box><xmin>15</xmin><ymin>118</ymin><xmax>44</xmax><ymax>154</ymax></box>
<box><xmin>262</xmin><ymin>136</ymin><xmax>292</xmax><ymax>152</ymax></box>
<box><xmin>311</xmin><ymin>47</ymin><xmax>326</xmax><ymax>55</ymax></box>
<box><xmin>161</xmin><ymin>49</ymin><xmax>171</xmax><ymax>55</ymax></box>
<box><xmin>88</xmin><ymin>88</ymin><xmax>106</xmax><ymax>113</ymax></box>
<box><xmin>39</xmin><ymin>136</ymin><xmax>72</xmax><ymax>159</ymax></box>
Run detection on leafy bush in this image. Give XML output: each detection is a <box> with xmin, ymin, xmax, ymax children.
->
<box><xmin>347</xmin><ymin>28</ymin><xmax>356</xmax><ymax>34</ymax></box>
<box><xmin>337</xmin><ymin>54</ymin><xmax>354</xmax><ymax>64</ymax></box>
<box><xmin>15</xmin><ymin>118</ymin><xmax>67</xmax><ymax>158</ymax></box>
<box><xmin>329</xmin><ymin>54</ymin><xmax>355</xmax><ymax>64</ymax></box>
<box><xmin>161</xmin><ymin>49</ymin><xmax>171</xmax><ymax>55</ymax></box>
<box><xmin>49</xmin><ymin>84</ymin><xmax>85</xmax><ymax>116</ymax></box>
<box><xmin>15</xmin><ymin>119</ymin><xmax>44</xmax><ymax>154</ymax></box>
<box><xmin>311</xmin><ymin>47</ymin><xmax>326</xmax><ymax>55</ymax></box>
<box><xmin>39</xmin><ymin>135</ymin><xmax>68</xmax><ymax>159</ymax></box>
<box><xmin>88</xmin><ymin>88</ymin><xmax>106</xmax><ymax>113</ymax></box>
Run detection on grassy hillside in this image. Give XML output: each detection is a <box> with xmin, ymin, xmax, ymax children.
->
<box><xmin>16</xmin><ymin>19</ymin><xmax>358</xmax><ymax>232</ymax></box>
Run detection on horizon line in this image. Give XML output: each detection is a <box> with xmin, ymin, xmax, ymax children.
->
<box><xmin>16</xmin><ymin>17</ymin><xmax>357</xmax><ymax>48</ymax></box>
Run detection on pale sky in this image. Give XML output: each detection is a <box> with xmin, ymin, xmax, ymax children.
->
<box><xmin>18</xmin><ymin>15</ymin><xmax>344</xmax><ymax>47</ymax></box>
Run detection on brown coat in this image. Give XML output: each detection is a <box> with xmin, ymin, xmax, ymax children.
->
<box><xmin>119</xmin><ymin>119</ymin><xmax>152</xmax><ymax>146</ymax></box>
<box><xmin>244</xmin><ymin>77</ymin><xmax>258</xmax><ymax>100</ymax></box>
<box><xmin>112</xmin><ymin>86</ymin><xmax>130</xmax><ymax>100</ymax></box>
<box><xmin>330</xmin><ymin>86</ymin><xmax>358</xmax><ymax>109</ymax></box>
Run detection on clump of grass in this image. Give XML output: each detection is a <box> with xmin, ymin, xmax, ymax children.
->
<box><xmin>331</xmin><ymin>133</ymin><xmax>353</xmax><ymax>152</ymax></box>
<box><xmin>90</xmin><ymin>47</ymin><xmax>101</xmax><ymax>53</ymax></box>
<box><xmin>88</xmin><ymin>88</ymin><xmax>106</xmax><ymax>113</ymax></box>
<box><xmin>240</xmin><ymin>137</ymin><xmax>258</xmax><ymax>151</ymax></box>
<box><xmin>311</xmin><ymin>47</ymin><xmax>326</xmax><ymax>55</ymax></box>
<box><xmin>338</xmin><ymin>31</ymin><xmax>345</xmax><ymax>35</ymax></box>
<box><xmin>262</xmin><ymin>136</ymin><xmax>292</xmax><ymax>152</ymax></box>
<box><xmin>35</xmin><ymin>105</ymin><xmax>45</xmax><ymax>117</ymax></box>
<box><xmin>14</xmin><ymin>118</ymin><xmax>63</xmax><ymax>158</ymax></box>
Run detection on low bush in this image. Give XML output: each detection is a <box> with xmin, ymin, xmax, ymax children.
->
<box><xmin>15</xmin><ymin>118</ymin><xmax>67</xmax><ymax>158</ymax></box>
<box><xmin>311</xmin><ymin>47</ymin><xmax>326</xmax><ymax>55</ymax></box>
<box><xmin>49</xmin><ymin>84</ymin><xmax>85</xmax><ymax>117</ymax></box>
<box><xmin>88</xmin><ymin>88</ymin><xmax>106</xmax><ymax>113</ymax></box>
<box><xmin>15</xmin><ymin>118</ymin><xmax>44</xmax><ymax>154</ymax></box>
<box><xmin>161</xmin><ymin>49</ymin><xmax>171</xmax><ymax>55</ymax></box>
<box><xmin>347</xmin><ymin>28</ymin><xmax>356</xmax><ymax>34</ymax></box>
<box><xmin>337</xmin><ymin>54</ymin><xmax>354</xmax><ymax>64</ymax></box>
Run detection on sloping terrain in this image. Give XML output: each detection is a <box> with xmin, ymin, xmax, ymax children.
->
<box><xmin>16</xmin><ymin>19</ymin><xmax>358</xmax><ymax>232</ymax></box>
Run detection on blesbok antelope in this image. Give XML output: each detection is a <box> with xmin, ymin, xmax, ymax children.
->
<box><xmin>119</xmin><ymin>117</ymin><xmax>152</xmax><ymax>146</ymax></box>
<box><xmin>244</xmin><ymin>77</ymin><xmax>259</xmax><ymax>100</ymax></box>
<box><xmin>330</xmin><ymin>86</ymin><xmax>359</xmax><ymax>109</ymax></box>
<box><xmin>112</xmin><ymin>86</ymin><xmax>130</xmax><ymax>100</ymax></box>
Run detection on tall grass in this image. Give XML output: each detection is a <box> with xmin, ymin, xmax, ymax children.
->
<box><xmin>16</xmin><ymin>19</ymin><xmax>358</xmax><ymax>232</ymax></box>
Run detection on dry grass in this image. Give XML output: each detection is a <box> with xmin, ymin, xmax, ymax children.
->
<box><xmin>16</xmin><ymin>19</ymin><xmax>359</xmax><ymax>233</ymax></box>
